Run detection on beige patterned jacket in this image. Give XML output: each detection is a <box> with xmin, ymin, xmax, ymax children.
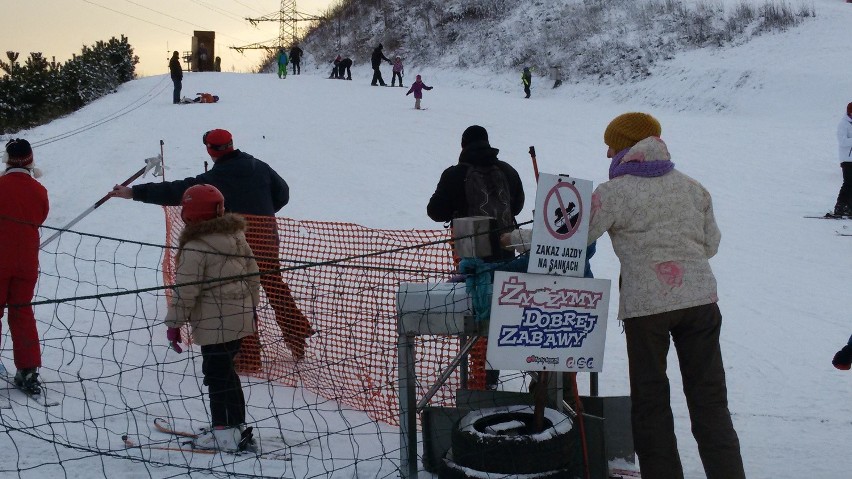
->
<box><xmin>588</xmin><ymin>137</ymin><xmax>721</xmax><ymax>320</ymax></box>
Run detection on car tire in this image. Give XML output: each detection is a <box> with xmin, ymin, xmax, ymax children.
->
<box><xmin>451</xmin><ymin>405</ymin><xmax>575</xmax><ymax>475</ymax></box>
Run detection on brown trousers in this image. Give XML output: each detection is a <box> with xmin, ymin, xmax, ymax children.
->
<box><xmin>235</xmin><ymin>218</ymin><xmax>313</xmax><ymax>371</ymax></box>
<box><xmin>624</xmin><ymin>303</ymin><xmax>746</xmax><ymax>479</ymax></box>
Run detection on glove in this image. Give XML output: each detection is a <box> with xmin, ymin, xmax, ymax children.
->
<box><xmin>501</xmin><ymin>228</ymin><xmax>533</xmax><ymax>253</ymax></box>
<box><xmin>167</xmin><ymin>327</ymin><xmax>183</xmax><ymax>353</ymax></box>
<box><xmin>832</xmin><ymin>344</ymin><xmax>852</xmax><ymax>370</ymax></box>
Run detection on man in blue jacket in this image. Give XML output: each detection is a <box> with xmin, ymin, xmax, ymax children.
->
<box><xmin>109</xmin><ymin>129</ymin><xmax>313</xmax><ymax>368</ymax></box>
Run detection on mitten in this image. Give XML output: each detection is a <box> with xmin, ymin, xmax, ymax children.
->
<box><xmin>832</xmin><ymin>344</ymin><xmax>852</xmax><ymax>370</ymax></box>
<box><xmin>501</xmin><ymin>228</ymin><xmax>533</xmax><ymax>253</ymax></box>
<box><xmin>167</xmin><ymin>327</ymin><xmax>183</xmax><ymax>353</ymax></box>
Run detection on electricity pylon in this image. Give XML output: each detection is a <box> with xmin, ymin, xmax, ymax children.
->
<box><xmin>231</xmin><ymin>0</ymin><xmax>323</xmax><ymax>53</ymax></box>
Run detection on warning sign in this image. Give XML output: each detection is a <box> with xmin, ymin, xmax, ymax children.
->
<box><xmin>527</xmin><ymin>173</ymin><xmax>593</xmax><ymax>277</ymax></box>
<box><xmin>486</xmin><ymin>271</ymin><xmax>611</xmax><ymax>372</ymax></box>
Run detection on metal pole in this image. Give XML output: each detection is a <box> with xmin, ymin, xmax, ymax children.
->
<box><xmin>40</xmin><ymin>155</ymin><xmax>162</xmax><ymax>248</ymax></box>
<box><xmin>416</xmin><ymin>336</ymin><xmax>479</xmax><ymax>411</ymax></box>
<box><xmin>398</xmin><ymin>331</ymin><xmax>417</xmax><ymax>479</ymax></box>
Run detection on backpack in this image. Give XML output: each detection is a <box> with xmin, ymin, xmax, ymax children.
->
<box><xmin>463</xmin><ymin>164</ymin><xmax>515</xmax><ymax>231</ymax></box>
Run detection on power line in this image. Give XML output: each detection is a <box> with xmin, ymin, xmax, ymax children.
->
<box><xmin>121</xmin><ymin>0</ymin><xmax>253</xmax><ymax>44</ymax></box>
<box><xmin>229</xmin><ymin>0</ymin><xmax>268</xmax><ymax>16</ymax></box>
<box><xmin>80</xmin><ymin>0</ymin><xmax>187</xmax><ymax>36</ymax></box>
<box><xmin>186</xmin><ymin>0</ymin><xmax>248</xmax><ymax>23</ymax></box>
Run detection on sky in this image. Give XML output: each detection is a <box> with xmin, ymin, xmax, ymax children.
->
<box><xmin>2</xmin><ymin>0</ymin><xmax>852</xmax><ymax>477</ymax></box>
<box><xmin>0</xmin><ymin>0</ymin><xmax>333</xmax><ymax>76</ymax></box>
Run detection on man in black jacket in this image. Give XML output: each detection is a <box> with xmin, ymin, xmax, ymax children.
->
<box><xmin>370</xmin><ymin>44</ymin><xmax>392</xmax><ymax>86</ymax></box>
<box><xmin>427</xmin><ymin>125</ymin><xmax>525</xmax><ymax>262</ymax></box>
<box><xmin>338</xmin><ymin>57</ymin><xmax>353</xmax><ymax>80</ymax></box>
<box><xmin>427</xmin><ymin>125</ymin><xmax>525</xmax><ymax>389</ymax></box>
<box><xmin>289</xmin><ymin>44</ymin><xmax>303</xmax><ymax>75</ymax></box>
<box><xmin>109</xmin><ymin>129</ymin><xmax>313</xmax><ymax>368</ymax></box>
<box><xmin>168</xmin><ymin>51</ymin><xmax>183</xmax><ymax>104</ymax></box>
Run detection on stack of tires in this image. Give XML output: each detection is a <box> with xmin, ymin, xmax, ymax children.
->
<box><xmin>440</xmin><ymin>405</ymin><xmax>577</xmax><ymax>478</ymax></box>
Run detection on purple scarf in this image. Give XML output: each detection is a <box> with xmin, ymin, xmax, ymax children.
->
<box><xmin>608</xmin><ymin>148</ymin><xmax>675</xmax><ymax>180</ymax></box>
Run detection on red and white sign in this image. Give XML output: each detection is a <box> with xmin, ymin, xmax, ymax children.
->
<box><xmin>527</xmin><ymin>173</ymin><xmax>593</xmax><ymax>277</ymax></box>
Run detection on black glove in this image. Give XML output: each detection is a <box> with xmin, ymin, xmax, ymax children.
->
<box><xmin>833</xmin><ymin>344</ymin><xmax>852</xmax><ymax>370</ymax></box>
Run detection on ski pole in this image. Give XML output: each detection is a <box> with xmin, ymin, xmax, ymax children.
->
<box><xmin>40</xmin><ymin>155</ymin><xmax>163</xmax><ymax>248</ymax></box>
<box><xmin>529</xmin><ymin>146</ymin><xmax>539</xmax><ymax>182</ymax></box>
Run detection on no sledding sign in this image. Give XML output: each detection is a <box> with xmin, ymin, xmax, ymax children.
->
<box><xmin>527</xmin><ymin>173</ymin><xmax>593</xmax><ymax>277</ymax></box>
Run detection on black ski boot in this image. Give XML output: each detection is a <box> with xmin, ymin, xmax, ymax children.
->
<box><xmin>14</xmin><ymin>369</ymin><xmax>42</xmax><ymax>395</ymax></box>
<box><xmin>238</xmin><ymin>426</ymin><xmax>257</xmax><ymax>452</ymax></box>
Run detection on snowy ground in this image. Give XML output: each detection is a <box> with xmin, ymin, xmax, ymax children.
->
<box><xmin>2</xmin><ymin>0</ymin><xmax>852</xmax><ymax>477</ymax></box>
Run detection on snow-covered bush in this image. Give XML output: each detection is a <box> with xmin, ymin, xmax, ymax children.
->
<box><xmin>287</xmin><ymin>0</ymin><xmax>812</xmax><ymax>87</ymax></box>
<box><xmin>0</xmin><ymin>35</ymin><xmax>137</xmax><ymax>134</ymax></box>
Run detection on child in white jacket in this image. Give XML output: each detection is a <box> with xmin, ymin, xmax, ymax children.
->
<box><xmin>165</xmin><ymin>184</ymin><xmax>260</xmax><ymax>452</ymax></box>
<box><xmin>833</xmin><ymin>102</ymin><xmax>852</xmax><ymax>216</ymax></box>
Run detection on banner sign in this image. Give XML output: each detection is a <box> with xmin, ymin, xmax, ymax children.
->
<box><xmin>486</xmin><ymin>271</ymin><xmax>611</xmax><ymax>372</ymax></box>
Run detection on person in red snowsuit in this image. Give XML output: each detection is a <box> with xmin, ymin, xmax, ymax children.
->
<box><xmin>0</xmin><ymin>139</ymin><xmax>49</xmax><ymax>395</ymax></box>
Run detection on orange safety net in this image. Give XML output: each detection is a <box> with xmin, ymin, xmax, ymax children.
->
<box><xmin>162</xmin><ymin>206</ymin><xmax>485</xmax><ymax>425</ymax></box>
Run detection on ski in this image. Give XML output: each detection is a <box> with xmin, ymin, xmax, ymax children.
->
<box><xmin>804</xmin><ymin>214</ymin><xmax>852</xmax><ymax>220</ymax></box>
<box><xmin>154</xmin><ymin>417</ymin><xmax>197</xmax><ymax>438</ymax></box>
<box><xmin>151</xmin><ymin>418</ymin><xmax>291</xmax><ymax>460</ymax></box>
<box><xmin>610</xmin><ymin>468</ymin><xmax>642</xmax><ymax>478</ymax></box>
<box><xmin>0</xmin><ymin>363</ymin><xmax>59</xmax><ymax>407</ymax></box>
<box><xmin>122</xmin><ymin>434</ymin><xmax>216</xmax><ymax>455</ymax></box>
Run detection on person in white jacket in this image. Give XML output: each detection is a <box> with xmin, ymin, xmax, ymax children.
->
<box><xmin>587</xmin><ymin>112</ymin><xmax>746</xmax><ymax>479</ymax></box>
<box><xmin>834</xmin><ymin>102</ymin><xmax>852</xmax><ymax>216</ymax></box>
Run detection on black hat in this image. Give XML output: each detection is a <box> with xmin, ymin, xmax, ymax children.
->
<box><xmin>461</xmin><ymin>125</ymin><xmax>489</xmax><ymax>148</ymax></box>
<box><xmin>5</xmin><ymin>138</ymin><xmax>33</xmax><ymax>167</ymax></box>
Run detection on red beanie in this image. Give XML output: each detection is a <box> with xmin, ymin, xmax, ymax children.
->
<box><xmin>203</xmin><ymin>129</ymin><xmax>234</xmax><ymax>158</ymax></box>
<box><xmin>5</xmin><ymin>138</ymin><xmax>33</xmax><ymax>168</ymax></box>
<box><xmin>847</xmin><ymin>102</ymin><xmax>852</xmax><ymax>116</ymax></box>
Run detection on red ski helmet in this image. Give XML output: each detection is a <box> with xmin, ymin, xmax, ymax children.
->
<box><xmin>180</xmin><ymin>184</ymin><xmax>225</xmax><ymax>223</ymax></box>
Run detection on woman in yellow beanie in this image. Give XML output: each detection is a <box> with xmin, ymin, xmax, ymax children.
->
<box><xmin>588</xmin><ymin>113</ymin><xmax>746</xmax><ymax>479</ymax></box>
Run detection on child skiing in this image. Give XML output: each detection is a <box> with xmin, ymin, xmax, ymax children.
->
<box><xmin>391</xmin><ymin>56</ymin><xmax>404</xmax><ymax>87</ymax></box>
<box><xmin>164</xmin><ymin>184</ymin><xmax>261</xmax><ymax>451</ymax></box>
<box><xmin>0</xmin><ymin>139</ymin><xmax>49</xmax><ymax>396</ymax></box>
<box><xmin>833</xmin><ymin>102</ymin><xmax>852</xmax><ymax>216</ymax></box>
<box><xmin>405</xmin><ymin>74</ymin><xmax>433</xmax><ymax>110</ymax></box>
<box><xmin>522</xmin><ymin>67</ymin><xmax>532</xmax><ymax>99</ymax></box>
<box><xmin>277</xmin><ymin>49</ymin><xmax>288</xmax><ymax>79</ymax></box>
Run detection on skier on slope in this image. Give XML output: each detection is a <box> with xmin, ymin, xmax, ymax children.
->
<box><xmin>108</xmin><ymin>129</ymin><xmax>314</xmax><ymax>370</ymax></box>
<box><xmin>0</xmin><ymin>139</ymin><xmax>49</xmax><ymax>396</ymax></box>
<box><xmin>289</xmin><ymin>43</ymin><xmax>303</xmax><ymax>75</ymax></box>
<box><xmin>370</xmin><ymin>44</ymin><xmax>392</xmax><ymax>86</ymax></box>
<box><xmin>833</xmin><ymin>102</ymin><xmax>852</xmax><ymax>216</ymax></box>
<box><xmin>277</xmin><ymin>49</ymin><xmax>289</xmax><ymax>79</ymax></box>
<box><xmin>165</xmin><ymin>184</ymin><xmax>260</xmax><ymax>451</ymax></box>
<box><xmin>405</xmin><ymin>75</ymin><xmax>433</xmax><ymax>110</ymax></box>
<box><xmin>338</xmin><ymin>57</ymin><xmax>353</xmax><ymax>80</ymax></box>
<box><xmin>522</xmin><ymin>67</ymin><xmax>532</xmax><ymax>99</ymax></box>
<box><xmin>391</xmin><ymin>56</ymin><xmax>404</xmax><ymax>87</ymax></box>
